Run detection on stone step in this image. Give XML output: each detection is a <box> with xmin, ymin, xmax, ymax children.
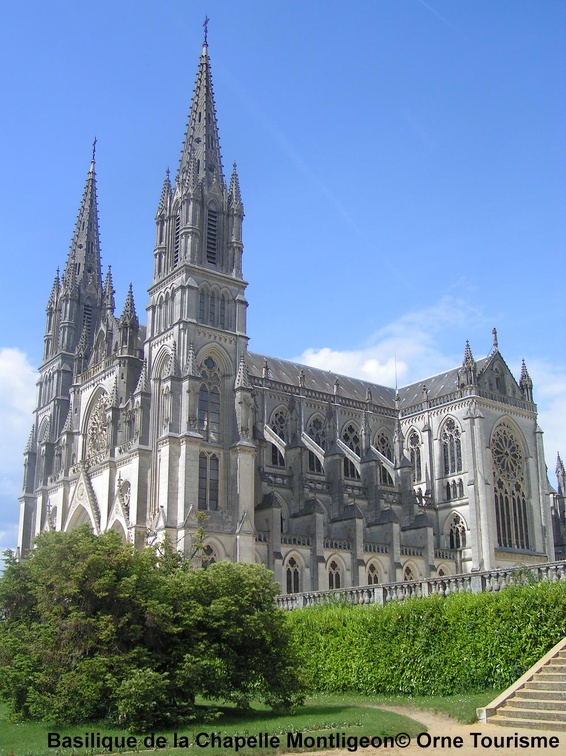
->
<box><xmin>488</xmin><ymin>715</ymin><xmax>566</xmax><ymax>732</ymax></box>
<box><xmin>511</xmin><ymin>698</ymin><xmax>566</xmax><ymax>712</ymax></box>
<box><xmin>535</xmin><ymin>671</ymin><xmax>566</xmax><ymax>681</ymax></box>
<box><xmin>537</xmin><ymin>667</ymin><xmax>566</xmax><ymax>682</ymax></box>
<box><xmin>524</xmin><ymin>680</ymin><xmax>566</xmax><ymax>691</ymax></box>
<box><xmin>498</xmin><ymin>707</ymin><xmax>566</xmax><ymax>723</ymax></box>
<box><xmin>545</xmin><ymin>663</ymin><xmax>566</xmax><ymax>672</ymax></box>
<box><xmin>515</xmin><ymin>689</ymin><xmax>566</xmax><ymax>702</ymax></box>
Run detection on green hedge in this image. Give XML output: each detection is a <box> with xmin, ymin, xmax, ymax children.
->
<box><xmin>287</xmin><ymin>581</ymin><xmax>566</xmax><ymax>696</ymax></box>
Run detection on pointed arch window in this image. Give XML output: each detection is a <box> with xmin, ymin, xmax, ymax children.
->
<box><xmin>448</xmin><ymin>513</ymin><xmax>467</xmax><ymax>550</ymax></box>
<box><xmin>209</xmin><ymin>291</ymin><xmax>216</xmax><ymax>325</ymax></box>
<box><xmin>202</xmin><ymin>544</ymin><xmax>217</xmax><ymax>568</ymax></box>
<box><xmin>198</xmin><ymin>357</ymin><xmax>221</xmax><ymax>442</ymax></box>
<box><xmin>376</xmin><ymin>430</ymin><xmax>394</xmax><ymax>486</ymax></box>
<box><xmin>307</xmin><ymin>415</ymin><xmax>326</xmax><ymax>473</ymax></box>
<box><xmin>403</xmin><ymin>565</ymin><xmax>415</xmax><ymax>582</ymax></box>
<box><xmin>492</xmin><ymin>422</ymin><xmax>529</xmax><ymax>550</ymax></box>
<box><xmin>342</xmin><ymin>423</ymin><xmax>361</xmax><ymax>479</ymax></box>
<box><xmin>198</xmin><ymin>452</ymin><xmax>219</xmax><ymax>510</ymax></box>
<box><xmin>270</xmin><ymin>408</ymin><xmax>288</xmax><ymax>467</ymax></box>
<box><xmin>285</xmin><ymin>557</ymin><xmax>300</xmax><ymax>594</ymax></box>
<box><xmin>219</xmin><ymin>293</ymin><xmax>227</xmax><ymax>328</ymax></box>
<box><xmin>442</xmin><ymin>418</ymin><xmax>462</xmax><ymax>475</ymax></box>
<box><xmin>328</xmin><ymin>560</ymin><xmax>341</xmax><ymax>590</ymax></box>
<box><xmin>409</xmin><ymin>431</ymin><xmax>422</xmax><ymax>482</ymax></box>
<box><xmin>367</xmin><ymin>563</ymin><xmax>380</xmax><ymax>585</ymax></box>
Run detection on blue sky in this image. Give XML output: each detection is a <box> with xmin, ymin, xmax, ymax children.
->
<box><xmin>0</xmin><ymin>1</ymin><xmax>564</xmax><ymax>551</ymax></box>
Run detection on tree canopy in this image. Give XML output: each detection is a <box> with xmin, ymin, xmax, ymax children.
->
<box><xmin>0</xmin><ymin>527</ymin><xmax>304</xmax><ymax>731</ymax></box>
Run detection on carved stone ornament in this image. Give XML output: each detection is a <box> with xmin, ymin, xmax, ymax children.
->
<box><xmin>86</xmin><ymin>393</ymin><xmax>110</xmax><ymax>457</ymax></box>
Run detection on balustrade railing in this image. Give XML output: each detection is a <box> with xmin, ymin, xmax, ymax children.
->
<box><xmin>275</xmin><ymin>559</ymin><xmax>566</xmax><ymax>610</ymax></box>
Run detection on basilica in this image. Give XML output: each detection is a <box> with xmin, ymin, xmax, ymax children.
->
<box><xmin>18</xmin><ymin>35</ymin><xmax>563</xmax><ymax>592</ymax></box>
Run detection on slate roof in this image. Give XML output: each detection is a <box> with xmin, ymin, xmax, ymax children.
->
<box><xmin>247</xmin><ymin>351</ymin><xmax>490</xmax><ymax>412</ymax></box>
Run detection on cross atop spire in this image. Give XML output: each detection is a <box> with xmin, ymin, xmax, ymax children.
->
<box><xmin>203</xmin><ymin>15</ymin><xmax>209</xmax><ymax>45</ymax></box>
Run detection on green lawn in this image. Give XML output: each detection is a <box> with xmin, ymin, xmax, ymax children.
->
<box><xmin>0</xmin><ymin>690</ymin><xmax>501</xmax><ymax>756</ymax></box>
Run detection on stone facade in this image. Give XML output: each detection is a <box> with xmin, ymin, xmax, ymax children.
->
<box><xmin>18</xmin><ymin>36</ymin><xmax>560</xmax><ymax>591</ymax></box>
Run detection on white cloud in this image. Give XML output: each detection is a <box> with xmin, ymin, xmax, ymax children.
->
<box><xmin>295</xmin><ymin>296</ymin><xmax>489</xmax><ymax>386</ymax></box>
<box><xmin>527</xmin><ymin>359</ymin><xmax>566</xmax><ymax>480</ymax></box>
<box><xmin>295</xmin><ymin>298</ymin><xmax>565</xmax><ymax>487</ymax></box>
<box><xmin>0</xmin><ymin>348</ymin><xmax>37</xmax><ymax>550</ymax></box>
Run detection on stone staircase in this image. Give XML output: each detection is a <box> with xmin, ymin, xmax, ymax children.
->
<box><xmin>478</xmin><ymin>637</ymin><xmax>566</xmax><ymax>731</ymax></box>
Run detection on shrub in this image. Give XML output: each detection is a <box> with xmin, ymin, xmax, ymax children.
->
<box><xmin>288</xmin><ymin>581</ymin><xmax>566</xmax><ymax>696</ymax></box>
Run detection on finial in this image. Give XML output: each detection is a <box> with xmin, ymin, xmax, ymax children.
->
<box><xmin>492</xmin><ymin>327</ymin><xmax>498</xmax><ymax>350</ymax></box>
<box><xmin>92</xmin><ymin>137</ymin><xmax>97</xmax><ymax>163</ymax></box>
<box><xmin>203</xmin><ymin>15</ymin><xmax>209</xmax><ymax>44</ymax></box>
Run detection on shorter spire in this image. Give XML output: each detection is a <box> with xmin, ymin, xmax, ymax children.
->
<box><xmin>103</xmin><ymin>266</ymin><xmax>115</xmax><ymax>313</ymax></box>
<box><xmin>47</xmin><ymin>269</ymin><xmax>60</xmax><ymax>309</ymax></box>
<box><xmin>463</xmin><ymin>340</ymin><xmax>475</xmax><ymax>366</ymax></box>
<box><xmin>156</xmin><ymin>168</ymin><xmax>172</xmax><ymax>217</ymax></box>
<box><xmin>229</xmin><ymin>162</ymin><xmax>243</xmax><ymax>210</ymax></box>
<box><xmin>119</xmin><ymin>284</ymin><xmax>138</xmax><ymax>326</ymax></box>
<box><xmin>519</xmin><ymin>359</ymin><xmax>533</xmax><ymax>401</ymax></box>
<box><xmin>459</xmin><ymin>340</ymin><xmax>477</xmax><ymax>388</ymax></box>
<box><xmin>235</xmin><ymin>354</ymin><xmax>251</xmax><ymax>390</ymax></box>
<box><xmin>134</xmin><ymin>360</ymin><xmax>149</xmax><ymax>394</ymax></box>
<box><xmin>184</xmin><ymin>342</ymin><xmax>196</xmax><ymax>376</ymax></box>
<box><xmin>166</xmin><ymin>341</ymin><xmax>180</xmax><ymax>378</ymax></box>
<box><xmin>24</xmin><ymin>425</ymin><xmax>35</xmax><ymax>453</ymax></box>
<box><xmin>109</xmin><ymin>376</ymin><xmax>119</xmax><ymax>407</ymax></box>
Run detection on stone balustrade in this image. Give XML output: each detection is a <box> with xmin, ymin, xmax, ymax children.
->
<box><xmin>275</xmin><ymin>559</ymin><xmax>566</xmax><ymax>610</ymax></box>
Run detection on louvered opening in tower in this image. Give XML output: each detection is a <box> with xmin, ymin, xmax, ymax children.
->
<box><xmin>173</xmin><ymin>215</ymin><xmax>181</xmax><ymax>267</ymax></box>
<box><xmin>206</xmin><ymin>209</ymin><xmax>217</xmax><ymax>264</ymax></box>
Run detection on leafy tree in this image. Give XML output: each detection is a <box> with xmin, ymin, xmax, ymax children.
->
<box><xmin>0</xmin><ymin>527</ymin><xmax>304</xmax><ymax>730</ymax></box>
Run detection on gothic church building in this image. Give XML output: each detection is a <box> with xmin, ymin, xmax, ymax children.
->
<box><xmin>19</xmin><ymin>36</ymin><xmax>560</xmax><ymax>592</ymax></box>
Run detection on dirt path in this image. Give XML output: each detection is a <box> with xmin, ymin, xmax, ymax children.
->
<box><xmin>298</xmin><ymin>705</ymin><xmax>563</xmax><ymax>755</ymax></box>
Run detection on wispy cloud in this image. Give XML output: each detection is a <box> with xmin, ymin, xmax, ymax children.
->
<box><xmin>295</xmin><ymin>296</ymin><xmax>490</xmax><ymax>385</ymax></box>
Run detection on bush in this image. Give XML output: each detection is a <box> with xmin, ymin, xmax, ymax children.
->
<box><xmin>0</xmin><ymin>528</ymin><xmax>304</xmax><ymax>729</ymax></box>
<box><xmin>288</xmin><ymin>581</ymin><xmax>566</xmax><ymax>696</ymax></box>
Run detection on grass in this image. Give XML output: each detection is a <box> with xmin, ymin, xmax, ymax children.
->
<box><xmin>0</xmin><ymin>690</ymin><xmax>501</xmax><ymax>756</ymax></box>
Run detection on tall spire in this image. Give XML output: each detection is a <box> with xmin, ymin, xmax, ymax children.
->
<box><xmin>176</xmin><ymin>24</ymin><xmax>224</xmax><ymax>189</ymax></box>
<box><xmin>63</xmin><ymin>144</ymin><xmax>102</xmax><ymax>290</ymax></box>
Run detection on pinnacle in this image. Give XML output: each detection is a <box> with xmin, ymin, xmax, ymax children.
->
<box><xmin>157</xmin><ymin>168</ymin><xmax>172</xmax><ymax>216</ymax></box>
<box><xmin>166</xmin><ymin>341</ymin><xmax>180</xmax><ymax>378</ymax></box>
<box><xmin>103</xmin><ymin>266</ymin><xmax>115</xmax><ymax>312</ymax></box>
<box><xmin>120</xmin><ymin>284</ymin><xmax>138</xmax><ymax>326</ymax></box>
<box><xmin>47</xmin><ymin>269</ymin><xmax>60</xmax><ymax>309</ymax></box>
<box><xmin>24</xmin><ymin>425</ymin><xmax>35</xmax><ymax>453</ymax></box>
<box><xmin>463</xmin><ymin>340</ymin><xmax>475</xmax><ymax>366</ymax></box>
<box><xmin>229</xmin><ymin>162</ymin><xmax>243</xmax><ymax>209</ymax></box>
<box><xmin>134</xmin><ymin>360</ymin><xmax>149</xmax><ymax>394</ymax></box>
<box><xmin>235</xmin><ymin>354</ymin><xmax>251</xmax><ymax>389</ymax></box>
